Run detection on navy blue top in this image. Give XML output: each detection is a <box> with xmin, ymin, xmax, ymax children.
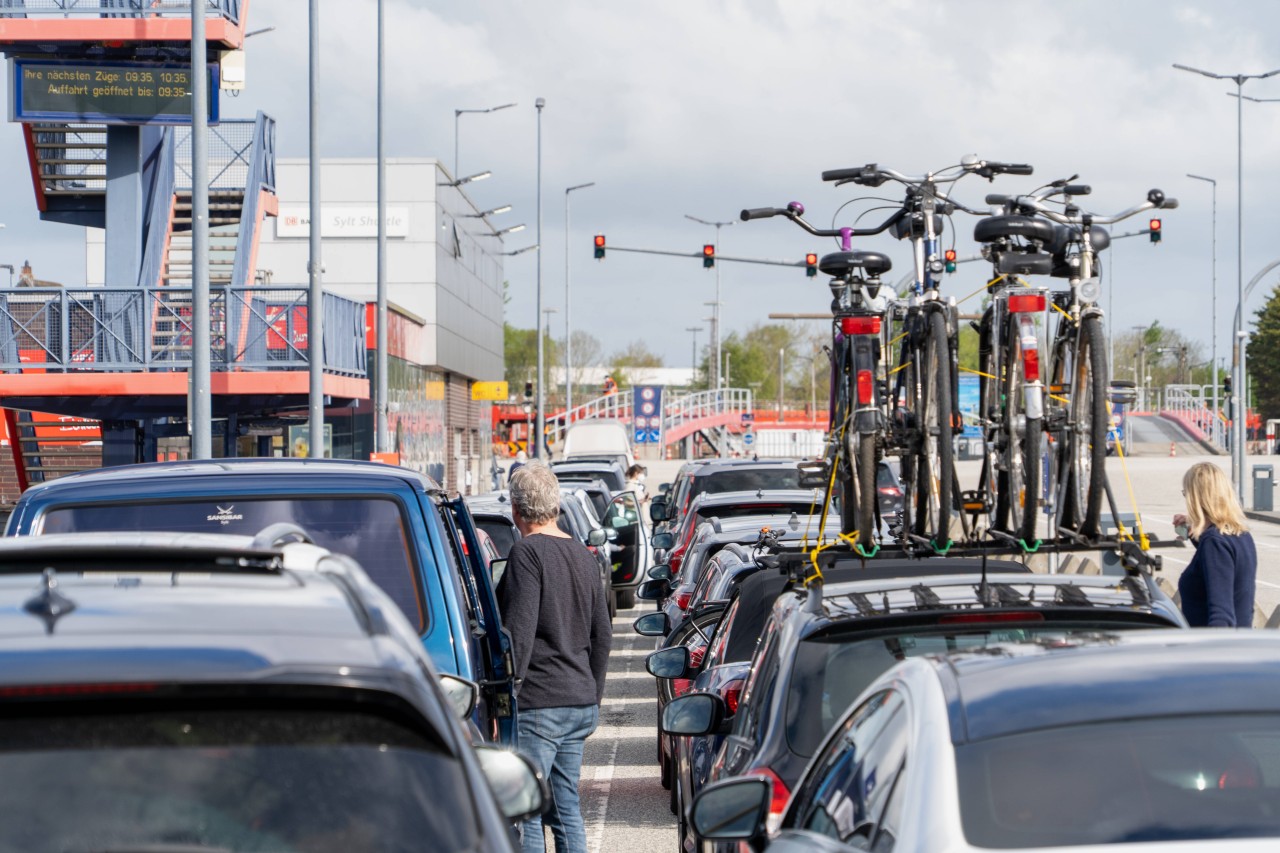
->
<box><xmin>1177</xmin><ymin>526</ymin><xmax>1257</xmax><ymax>627</ymax></box>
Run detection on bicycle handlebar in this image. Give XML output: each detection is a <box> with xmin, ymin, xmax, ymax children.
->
<box><xmin>740</xmin><ymin>207</ymin><xmax>785</xmax><ymax>221</ymax></box>
<box><xmin>738</xmin><ymin>201</ymin><xmax>907</xmax><ymax>239</ymax></box>
<box><xmin>821</xmin><ymin>157</ymin><xmax>1034</xmax><ymax>188</ymax></box>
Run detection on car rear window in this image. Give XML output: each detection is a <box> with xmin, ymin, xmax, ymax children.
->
<box><xmin>0</xmin><ymin>708</ymin><xmax>479</xmax><ymax>851</ymax></box>
<box><xmin>695</xmin><ymin>503</ymin><xmax>813</xmax><ymax>527</ymax></box>
<box><xmin>698</xmin><ymin>468</ymin><xmax>802</xmax><ymax>495</ymax></box>
<box><xmin>474</xmin><ymin>517</ymin><xmax>518</xmax><ymax>559</ymax></box>
<box><xmin>785</xmin><ymin>626</ymin><xmax>1138</xmax><ymax>757</ymax></box>
<box><xmin>956</xmin><ymin>713</ymin><xmax>1280</xmax><ymax>847</ymax></box>
<box><xmin>38</xmin><ymin>498</ymin><xmax>426</xmax><ymax>632</ymax></box>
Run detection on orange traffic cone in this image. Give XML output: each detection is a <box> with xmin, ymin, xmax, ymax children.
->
<box><xmin>1170</xmin><ymin>442</ymin><xmax>1177</xmax><ymax>457</ymax></box>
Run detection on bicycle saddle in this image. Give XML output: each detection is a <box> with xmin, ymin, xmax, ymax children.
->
<box><xmin>973</xmin><ymin>214</ymin><xmax>1058</xmax><ymax>245</ymax></box>
<box><xmin>818</xmin><ymin>250</ymin><xmax>892</xmax><ymax>278</ymax></box>
<box><xmin>1046</xmin><ymin>224</ymin><xmax>1111</xmax><ymax>255</ymax></box>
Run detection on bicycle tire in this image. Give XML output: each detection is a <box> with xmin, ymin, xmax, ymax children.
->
<box><xmin>1064</xmin><ymin>315</ymin><xmax>1109</xmax><ymax>537</ymax></box>
<box><xmin>978</xmin><ymin>309</ymin><xmax>1003</xmax><ymax>530</ymax></box>
<box><xmin>1000</xmin><ymin>313</ymin><xmax>1041</xmax><ymax>542</ymax></box>
<box><xmin>914</xmin><ymin>310</ymin><xmax>955</xmax><ymax>544</ymax></box>
<box><xmin>857</xmin><ymin>434</ymin><xmax>877</xmax><ymax>549</ymax></box>
<box><xmin>832</xmin><ymin>340</ymin><xmax>858</xmax><ymax>537</ymax></box>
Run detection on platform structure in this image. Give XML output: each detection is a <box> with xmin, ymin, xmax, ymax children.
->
<box><xmin>0</xmin><ymin>2</ymin><xmax>370</xmax><ymax>489</ymax></box>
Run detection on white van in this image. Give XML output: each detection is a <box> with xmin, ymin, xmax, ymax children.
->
<box><xmin>562</xmin><ymin>422</ymin><xmax>634</xmax><ymax>468</ymax></box>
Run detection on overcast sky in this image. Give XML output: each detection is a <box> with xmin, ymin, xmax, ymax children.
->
<box><xmin>4</xmin><ymin>0</ymin><xmax>1280</xmax><ymax>373</ymax></box>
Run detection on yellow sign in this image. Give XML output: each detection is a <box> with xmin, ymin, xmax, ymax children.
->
<box><xmin>471</xmin><ymin>381</ymin><xmax>509</xmax><ymax>401</ymax></box>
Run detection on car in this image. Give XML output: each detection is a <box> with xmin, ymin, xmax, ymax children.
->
<box><xmin>466</xmin><ymin>492</ymin><xmax>522</xmax><ymax>559</ymax></box>
<box><xmin>875</xmin><ymin>458</ymin><xmax>903</xmax><ymax>520</ymax></box>
<box><xmin>655</xmin><ymin>459</ymin><xmax>809</xmax><ymax>533</ymax></box>
<box><xmin>562</xmin><ymin>421</ymin><xmax>634</xmax><ymax>469</ymax></box>
<box><xmin>693</xmin><ymin>629</ymin><xmax>1280</xmax><ymax>852</ymax></box>
<box><xmin>5</xmin><ymin>459</ymin><xmax>520</xmax><ymax>744</ymax></box>
<box><xmin>551</xmin><ymin>459</ymin><xmax>628</xmax><ymax>493</ymax></box>
<box><xmin>663</xmin><ymin>563</ymin><xmax>1188</xmax><ymax>838</ymax></box>
<box><xmin>552</xmin><ymin>474</ymin><xmax>650</xmax><ymax>607</ymax></box>
<box><xmin>0</xmin><ymin>530</ymin><xmax>546</xmax><ymax>852</ymax></box>
<box><xmin>559</xmin><ymin>485</ymin><xmax>617</xmax><ymax>616</ymax></box>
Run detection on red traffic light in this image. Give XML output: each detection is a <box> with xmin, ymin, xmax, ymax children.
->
<box><xmin>805</xmin><ymin>253</ymin><xmax>818</xmax><ymax>265</ymax></box>
<box><xmin>702</xmin><ymin>244</ymin><xmax>715</xmax><ymax>257</ymax></box>
<box><xmin>594</xmin><ymin>234</ymin><xmax>606</xmax><ymax>248</ymax></box>
<box><xmin>1149</xmin><ymin>219</ymin><xmax>1162</xmax><ymax>232</ymax></box>
<box><xmin>944</xmin><ymin>249</ymin><xmax>957</xmax><ymax>262</ymax></box>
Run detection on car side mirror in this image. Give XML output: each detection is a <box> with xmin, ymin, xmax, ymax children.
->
<box><xmin>689</xmin><ymin>777</ymin><xmax>772</xmax><ymax>844</ymax></box>
<box><xmin>661</xmin><ymin>692</ymin><xmax>730</xmax><ymax>736</ymax></box>
<box><xmin>652</xmin><ymin>532</ymin><xmax>675</xmax><ymax>550</ymax></box>
<box><xmin>659</xmin><ymin>482</ymin><xmax>671</xmax><ymax>493</ymax></box>
<box><xmin>647</xmin><ymin>564</ymin><xmax>673</xmax><ymax>582</ymax></box>
<box><xmin>439</xmin><ymin>674</ymin><xmax>480</xmax><ymax>720</ymax></box>
<box><xmin>636</xmin><ymin>578</ymin><xmax>670</xmax><ymax>601</ymax></box>
<box><xmin>587</xmin><ymin>528</ymin><xmax>608</xmax><ymax>547</ymax></box>
<box><xmin>649</xmin><ymin>500</ymin><xmax>668</xmax><ymax>524</ymax></box>
<box><xmin>474</xmin><ymin>746</ymin><xmax>548</xmax><ymax>822</ymax></box>
<box><xmin>632</xmin><ymin>611</ymin><xmax>670</xmax><ymax>637</ymax></box>
<box><xmin>646</xmin><ymin>645</ymin><xmax>692</xmax><ymax>679</ymax></box>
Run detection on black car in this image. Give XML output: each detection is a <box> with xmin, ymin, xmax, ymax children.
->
<box><xmin>664</xmin><ymin>560</ymin><xmax>1188</xmax><ymax>832</ymax></box>
<box><xmin>550</xmin><ymin>459</ymin><xmax>628</xmax><ymax>493</ymax></box>
<box><xmin>0</xmin><ymin>531</ymin><xmax>545</xmax><ymax>852</ymax></box>
<box><xmin>466</xmin><ymin>492</ymin><xmax>522</xmax><ymax>559</ymax></box>
<box><xmin>694</xmin><ymin>630</ymin><xmax>1280</xmax><ymax>852</ymax></box>
<box><xmin>654</xmin><ymin>459</ymin><xmax>807</xmax><ymax>532</ymax></box>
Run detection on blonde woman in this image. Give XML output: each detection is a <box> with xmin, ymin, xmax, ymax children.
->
<box><xmin>1173</xmin><ymin>462</ymin><xmax>1257</xmax><ymax>627</ymax></box>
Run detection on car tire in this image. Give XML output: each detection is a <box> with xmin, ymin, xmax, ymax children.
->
<box><xmin>608</xmin><ymin>588</ymin><xmax>618</xmax><ymax>618</ymax></box>
<box><xmin>617</xmin><ymin>588</ymin><xmax>636</xmax><ymax>610</ymax></box>
<box><xmin>660</xmin><ymin>743</ymin><xmax>672</xmax><ymax>789</ymax></box>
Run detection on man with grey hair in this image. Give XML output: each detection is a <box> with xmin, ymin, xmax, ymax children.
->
<box><xmin>498</xmin><ymin>460</ymin><xmax>611</xmax><ymax>853</ymax></box>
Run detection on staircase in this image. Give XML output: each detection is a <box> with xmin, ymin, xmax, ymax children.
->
<box><xmin>155</xmin><ymin>192</ymin><xmax>242</xmax><ymax>361</ymax></box>
<box><xmin>4</xmin><ymin>410</ymin><xmax>102</xmax><ymax>494</ymax></box>
<box><xmin>23</xmin><ymin>122</ymin><xmax>108</xmax><ymax>226</ymax></box>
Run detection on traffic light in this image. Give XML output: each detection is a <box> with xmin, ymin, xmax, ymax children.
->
<box><xmin>806</xmin><ymin>253</ymin><xmax>818</xmax><ymax>277</ymax></box>
<box><xmin>1149</xmin><ymin>219</ymin><xmax>1162</xmax><ymax>244</ymax></box>
<box><xmin>944</xmin><ymin>248</ymin><xmax>957</xmax><ymax>274</ymax></box>
<box><xmin>523</xmin><ymin>381</ymin><xmax>533</xmax><ymax>400</ymax></box>
<box><xmin>703</xmin><ymin>244</ymin><xmax>715</xmax><ymax>268</ymax></box>
<box><xmin>1224</xmin><ymin>374</ymin><xmax>1232</xmax><ymax>394</ymax></box>
<box><xmin>594</xmin><ymin>234</ymin><xmax>606</xmax><ymax>259</ymax></box>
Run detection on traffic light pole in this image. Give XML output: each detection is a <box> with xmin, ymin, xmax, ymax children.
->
<box><xmin>598</xmin><ymin>245</ymin><xmax>807</xmax><ymax>269</ymax></box>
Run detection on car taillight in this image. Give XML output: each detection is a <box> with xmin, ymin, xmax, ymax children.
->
<box><xmin>840</xmin><ymin>316</ymin><xmax>881</xmax><ymax>335</ymax></box>
<box><xmin>878</xmin><ymin>486</ymin><xmax>901</xmax><ymax>496</ymax></box>
<box><xmin>857</xmin><ymin>370</ymin><xmax>874</xmax><ymax>405</ymax></box>
<box><xmin>675</xmin><ymin>590</ymin><xmax>693</xmax><ymax>612</ymax></box>
<box><xmin>746</xmin><ymin>766</ymin><xmax>791</xmax><ymax>822</ymax></box>
<box><xmin>722</xmin><ymin>678</ymin><xmax>745</xmax><ymax>715</ymax></box>
<box><xmin>674</xmin><ymin>646</ymin><xmax>708</xmax><ymax>697</ymax></box>
<box><xmin>1008</xmin><ymin>292</ymin><xmax>1046</xmax><ymax>313</ymax></box>
<box><xmin>937</xmin><ymin>611</ymin><xmax>1044</xmax><ymax>624</ymax></box>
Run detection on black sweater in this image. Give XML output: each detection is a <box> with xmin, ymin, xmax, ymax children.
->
<box><xmin>497</xmin><ymin>533</ymin><xmax>612</xmax><ymax>708</ymax></box>
<box><xmin>1177</xmin><ymin>526</ymin><xmax>1257</xmax><ymax>628</ymax></box>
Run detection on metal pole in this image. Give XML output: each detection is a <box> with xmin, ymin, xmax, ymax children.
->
<box><xmin>685</xmin><ymin>326</ymin><xmax>702</xmax><ymax>383</ymax></box>
<box><xmin>777</xmin><ymin>347</ymin><xmax>784</xmax><ymax>422</ymax></box>
<box><xmin>374</xmin><ymin>0</ymin><xmax>388</xmax><ymax>454</ymax></box>
<box><xmin>307</xmin><ymin>0</ymin><xmax>324</xmax><ymax>458</ymax></box>
<box><xmin>1235</xmin><ymin>78</ymin><xmax>1245</xmax><ymax>499</ymax></box>
<box><xmin>564</xmin><ymin>182</ymin><xmax>594</xmax><ymax>420</ymax></box>
<box><xmin>534</xmin><ymin>97</ymin><xmax>545</xmax><ymax>458</ymax></box>
<box><xmin>715</xmin><ymin>224</ymin><xmax>723</xmax><ymax>391</ymax></box>
<box><xmin>453</xmin><ymin>111</ymin><xmax>459</xmax><ymax>180</ymax></box>
<box><xmin>189</xmin><ymin>0</ymin><xmax>210</xmax><ymax>458</ymax></box>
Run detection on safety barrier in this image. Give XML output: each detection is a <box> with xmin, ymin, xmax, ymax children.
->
<box><xmin>0</xmin><ymin>286</ymin><xmax>366</xmax><ymax>376</ymax></box>
<box><xmin>1162</xmin><ymin>384</ymin><xmax>1225</xmax><ymax>449</ymax></box>
<box><xmin>0</xmin><ymin>1</ymin><xmax>241</xmax><ymax>23</ymax></box>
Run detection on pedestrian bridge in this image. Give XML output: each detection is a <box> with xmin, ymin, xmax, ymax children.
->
<box><xmin>546</xmin><ymin>388</ymin><xmax>753</xmax><ymax>450</ymax></box>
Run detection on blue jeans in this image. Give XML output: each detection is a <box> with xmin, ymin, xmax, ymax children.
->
<box><xmin>517</xmin><ymin>704</ymin><xmax>599</xmax><ymax>853</ymax></box>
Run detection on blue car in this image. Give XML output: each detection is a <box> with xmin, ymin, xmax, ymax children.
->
<box><xmin>5</xmin><ymin>458</ymin><xmax>519</xmax><ymax>744</ymax></box>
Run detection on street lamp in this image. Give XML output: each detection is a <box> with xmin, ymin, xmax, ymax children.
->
<box><xmin>481</xmin><ymin>224</ymin><xmax>525</xmax><ymax>238</ymax></box>
<box><xmin>534</xmin><ymin>97</ymin><xmax>546</xmax><ymax>459</ymax></box>
<box><xmin>440</xmin><ymin>170</ymin><xmax>491</xmax><ymax>188</ymax></box>
<box><xmin>465</xmin><ymin>205</ymin><xmax>512</xmax><ymax>218</ymax></box>
<box><xmin>564</xmin><ymin>181</ymin><xmax>595</xmax><ymax>418</ymax></box>
<box><xmin>501</xmin><ymin>244</ymin><xmax>538</xmax><ymax>257</ymax></box>
<box><xmin>1172</xmin><ymin>61</ymin><xmax>1280</xmax><ymax>500</ymax></box>
<box><xmin>685</xmin><ymin>214</ymin><xmax>734</xmax><ymax>392</ymax></box>
<box><xmin>685</xmin><ymin>326</ymin><xmax>703</xmax><ymax>385</ymax></box>
<box><xmin>1187</xmin><ymin>173</ymin><xmax>1218</xmax><ymax>431</ymax></box>
<box><xmin>542</xmin><ymin>307</ymin><xmax>558</xmax><ymax>409</ymax></box>
<box><xmin>453</xmin><ymin>102</ymin><xmax>515</xmax><ymax>180</ymax></box>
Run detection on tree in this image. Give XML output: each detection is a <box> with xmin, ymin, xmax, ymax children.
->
<box><xmin>1248</xmin><ymin>284</ymin><xmax>1280</xmax><ymax>422</ymax></box>
<box><xmin>608</xmin><ymin>340</ymin><xmax>664</xmax><ymax>389</ymax></box>
<box><xmin>503</xmin><ymin>323</ymin><xmax>558</xmax><ymax>394</ymax></box>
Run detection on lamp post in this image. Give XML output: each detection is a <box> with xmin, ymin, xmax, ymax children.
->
<box><xmin>685</xmin><ymin>214</ymin><xmax>734</xmax><ymax>391</ymax></box>
<box><xmin>453</xmin><ymin>102</ymin><xmax>515</xmax><ymax>180</ymax></box>
<box><xmin>1187</xmin><ymin>173</ymin><xmax>1218</xmax><ymax>435</ymax></box>
<box><xmin>686</xmin><ymin>326</ymin><xmax>703</xmax><ymax>386</ymax></box>
<box><xmin>1173</xmin><ymin>62</ymin><xmax>1280</xmax><ymax>500</ymax></box>
<box><xmin>375</xmin><ymin>0</ymin><xmax>388</xmax><ymax>454</ymax></box>
<box><xmin>777</xmin><ymin>347</ymin><xmax>786</xmax><ymax>423</ymax></box>
<box><xmin>190</xmin><ymin>0</ymin><xmax>211</xmax><ymax>458</ymax></box>
<box><xmin>534</xmin><ymin>97</ymin><xmax>546</xmax><ymax>458</ymax></box>
<box><xmin>564</xmin><ymin>181</ymin><xmax>595</xmax><ymax>418</ymax></box>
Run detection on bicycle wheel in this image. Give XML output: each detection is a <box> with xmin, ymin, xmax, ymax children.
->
<box><xmin>913</xmin><ymin>310</ymin><xmax>955</xmax><ymax>544</ymax></box>
<box><xmin>998</xmin><ymin>313</ymin><xmax>1041</xmax><ymax>542</ymax></box>
<box><xmin>857</xmin><ymin>434</ymin><xmax>878</xmax><ymax>549</ymax></box>
<box><xmin>1063</xmin><ymin>315</ymin><xmax>1109</xmax><ymax>537</ymax></box>
<box><xmin>977</xmin><ymin>308</ymin><xmax>1002</xmax><ymax>530</ymax></box>
<box><xmin>831</xmin><ymin>341</ymin><xmax>859</xmax><ymax>537</ymax></box>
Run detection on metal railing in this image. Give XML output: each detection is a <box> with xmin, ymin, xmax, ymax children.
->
<box><xmin>0</xmin><ymin>1</ymin><xmax>240</xmax><ymax>23</ymax></box>
<box><xmin>0</xmin><ymin>286</ymin><xmax>365</xmax><ymax>376</ymax></box>
<box><xmin>137</xmin><ymin>127</ymin><xmax>175</xmax><ymax>288</ymax></box>
<box><xmin>31</xmin><ymin>123</ymin><xmax>106</xmax><ymax>194</ymax></box>
<box><xmin>1162</xmin><ymin>384</ymin><xmax>1225</xmax><ymax>448</ymax></box>
<box><xmin>545</xmin><ymin>392</ymin><xmax>632</xmax><ymax>446</ymax></box>
<box><xmin>175</xmin><ymin>117</ymin><xmax>257</xmax><ymax>192</ymax></box>
<box><xmin>229</xmin><ymin>112</ymin><xmax>275</xmax><ymax>290</ymax></box>
<box><xmin>663</xmin><ymin>388</ymin><xmax>753</xmax><ymax>434</ymax></box>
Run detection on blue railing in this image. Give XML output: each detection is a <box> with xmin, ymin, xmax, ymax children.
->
<box><xmin>136</xmin><ymin>126</ymin><xmax>175</xmax><ymax>288</ymax></box>
<box><xmin>230</xmin><ymin>111</ymin><xmax>275</xmax><ymax>290</ymax></box>
<box><xmin>0</xmin><ymin>1</ymin><xmax>240</xmax><ymax>24</ymax></box>
<box><xmin>0</xmin><ymin>286</ymin><xmax>366</xmax><ymax>377</ymax></box>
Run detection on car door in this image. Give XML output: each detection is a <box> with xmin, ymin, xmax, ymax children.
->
<box><xmin>786</xmin><ymin>688</ymin><xmax>910</xmax><ymax>851</ymax></box>
<box><xmin>603</xmin><ymin>491</ymin><xmax>645</xmax><ymax>586</ymax></box>
<box><xmin>717</xmin><ymin>617</ymin><xmax>783</xmax><ymax>779</ymax></box>
<box><xmin>442</xmin><ymin>497</ymin><xmax>519</xmax><ymax>747</ymax></box>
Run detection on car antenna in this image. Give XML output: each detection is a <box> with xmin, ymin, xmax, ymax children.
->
<box><xmin>24</xmin><ymin>568</ymin><xmax>77</xmax><ymax>635</ymax></box>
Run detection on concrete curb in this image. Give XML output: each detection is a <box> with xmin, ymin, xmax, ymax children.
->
<box><xmin>1246</xmin><ymin>510</ymin><xmax>1280</xmax><ymax>527</ymax></box>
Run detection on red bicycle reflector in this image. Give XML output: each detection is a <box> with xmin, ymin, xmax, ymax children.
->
<box><xmin>857</xmin><ymin>370</ymin><xmax>875</xmax><ymax>405</ymax></box>
<box><xmin>1023</xmin><ymin>347</ymin><xmax>1041</xmax><ymax>382</ymax></box>
<box><xmin>1008</xmin><ymin>293</ymin><xmax>1046</xmax><ymax>313</ymax></box>
<box><xmin>938</xmin><ymin>611</ymin><xmax>1045</xmax><ymax>624</ymax></box>
<box><xmin>840</xmin><ymin>316</ymin><xmax>881</xmax><ymax>335</ymax></box>
<box><xmin>944</xmin><ymin>249</ymin><xmax>957</xmax><ymax>262</ymax></box>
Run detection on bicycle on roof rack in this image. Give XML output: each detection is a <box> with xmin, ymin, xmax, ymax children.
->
<box><xmin>741</xmin><ymin>156</ymin><xmax>1031</xmax><ymax>554</ymax></box>
<box><xmin>980</xmin><ymin>181</ymin><xmax>1178</xmax><ymax>540</ymax></box>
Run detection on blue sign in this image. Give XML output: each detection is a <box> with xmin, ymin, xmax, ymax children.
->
<box><xmin>743</xmin><ymin>432</ymin><xmax>755</xmax><ymax>446</ymax></box>
<box><xmin>12</xmin><ymin>59</ymin><xmax>220</xmax><ymax>126</ymax></box>
<box><xmin>957</xmin><ymin>374</ymin><xmax>982</xmax><ymax>438</ymax></box>
<box><xmin>741</xmin><ymin>412</ymin><xmax>755</xmax><ymax>423</ymax></box>
<box><xmin>632</xmin><ymin>385</ymin><xmax>664</xmax><ymax>444</ymax></box>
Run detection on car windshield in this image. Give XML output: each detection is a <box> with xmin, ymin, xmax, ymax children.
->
<box><xmin>0</xmin><ymin>708</ymin><xmax>479</xmax><ymax>853</ymax></box>
<box><xmin>785</xmin><ymin>626</ymin><xmax>1128</xmax><ymax>757</ymax></box>
<box><xmin>39</xmin><ymin>498</ymin><xmax>425</xmax><ymax>631</ymax></box>
<box><xmin>956</xmin><ymin>713</ymin><xmax>1280</xmax><ymax>848</ymax></box>
<box><xmin>697</xmin><ymin>469</ymin><xmax>801</xmax><ymax>496</ymax></box>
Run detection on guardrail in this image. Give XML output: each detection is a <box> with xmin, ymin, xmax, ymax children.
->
<box><xmin>1162</xmin><ymin>383</ymin><xmax>1225</xmax><ymax>448</ymax></box>
<box><xmin>230</xmin><ymin>111</ymin><xmax>274</xmax><ymax>289</ymax></box>
<box><xmin>175</xmin><ymin>117</ymin><xmax>258</xmax><ymax>193</ymax></box>
<box><xmin>663</xmin><ymin>388</ymin><xmax>753</xmax><ymax>434</ymax></box>
<box><xmin>0</xmin><ymin>286</ymin><xmax>366</xmax><ymax>376</ymax></box>
<box><xmin>0</xmin><ymin>1</ymin><xmax>241</xmax><ymax>24</ymax></box>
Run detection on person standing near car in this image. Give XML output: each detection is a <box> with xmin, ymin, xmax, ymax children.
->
<box><xmin>1174</xmin><ymin>462</ymin><xmax>1257</xmax><ymax>628</ymax></box>
<box><xmin>499</xmin><ymin>460</ymin><xmax>612</xmax><ymax>853</ymax></box>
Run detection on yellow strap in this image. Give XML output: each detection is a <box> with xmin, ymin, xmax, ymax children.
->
<box><xmin>888</xmin><ymin>330</ymin><xmax>908</xmax><ymax>346</ymax></box>
<box><xmin>888</xmin><ymin>361</ymin><xmax>910</xmax><ymax>377</ymax></box>
<box><xmin>959</xmin><ymin>366</ymin><xmax>997</xmax><ymax>381</ymax></box>
<box><xmin>1051</xmin><ymin>301</ymin><xmax>1072</xmax><ymax>321</ymax></box>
